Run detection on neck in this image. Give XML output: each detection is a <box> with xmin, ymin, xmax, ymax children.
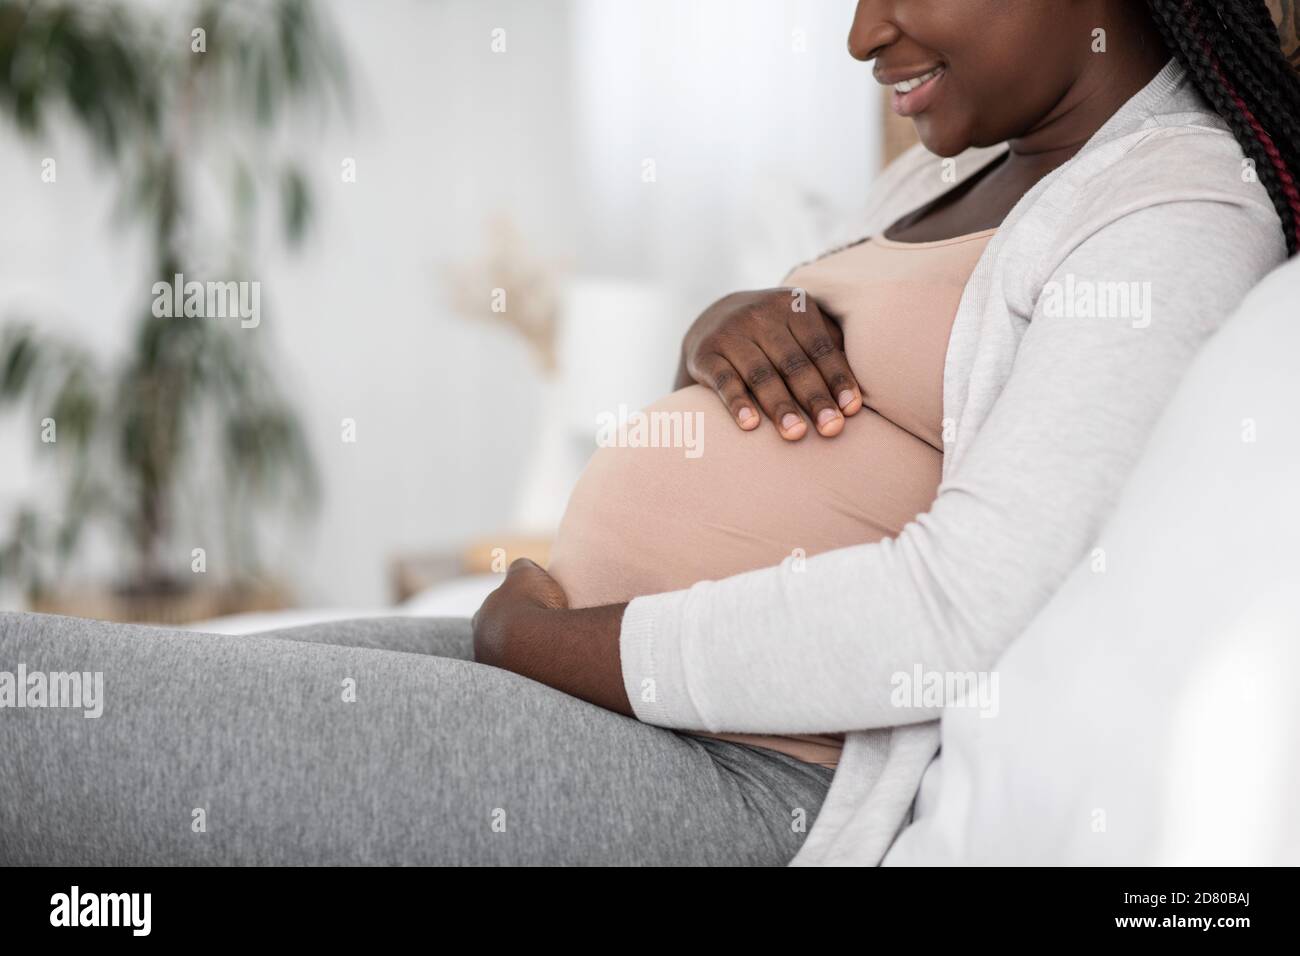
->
<box><xmin>1007</xmin><ymin>11</ymin><xmax>1170</xmax><ymax>173</ymax></box>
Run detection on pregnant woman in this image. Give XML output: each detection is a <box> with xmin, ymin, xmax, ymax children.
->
<box><xmin>3</xmin><ymin>0</ymin><xmax>1299</xmax><ymax>866</ymax></box>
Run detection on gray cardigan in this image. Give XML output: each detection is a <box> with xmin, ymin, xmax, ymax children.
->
<box><xmin>617</xmin><ymin>60</ymin><xmax>1286</xmax><ymax>866</ymax></box>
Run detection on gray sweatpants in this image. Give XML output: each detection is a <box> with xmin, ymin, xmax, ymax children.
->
<box><xmin>0</xmin><ymin>612</ymin><xmax>832</xmax><ymax>865</ymax></box>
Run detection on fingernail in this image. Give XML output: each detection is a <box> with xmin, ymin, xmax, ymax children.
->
<box><xmin>738</xmin><ymin>407</ymin><xmax>756</xmax><ymax>426</ymax></box>
<box><xmin>817</xmin><ymin>408</ymin><xmax>840</xmax><ymax>428</ymax></box>
<box><xmin>838</xmin><ymin>390</ymin><xmax>856</xmax><ymax>409</ymax></box>
<box><xmin>781</xmin><ymin>413</ymin><xmax>803</xmax><ymax>433</ymax></box>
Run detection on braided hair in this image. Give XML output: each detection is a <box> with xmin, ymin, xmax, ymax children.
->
<box><xmin>1146</xmin><ymin>0</ymin><xmax>1300</xmax><ymax>256</ymax></box>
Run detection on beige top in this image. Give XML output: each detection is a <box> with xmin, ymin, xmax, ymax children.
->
<box><xmin>548</xmin><ymin>230</ymin><xmax>996</xmax><ymax>767</ymax></box>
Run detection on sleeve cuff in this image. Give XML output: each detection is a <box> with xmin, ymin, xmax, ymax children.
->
<box><xmin>619</xmin><ymin>590</ymin><xmax>707</xmax><ymax>729</ymax></box>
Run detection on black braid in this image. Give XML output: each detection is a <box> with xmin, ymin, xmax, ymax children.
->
<box><xmin>1146</xmin><ymin>0</ymin><xmax>1300</xmax><ymax>256</ymax></box>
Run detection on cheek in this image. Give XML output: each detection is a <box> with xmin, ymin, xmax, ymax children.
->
<box><xmin>892</xmin><ymin>3</ymin><xmax>1069</xmax><ymax>154</ymax></box>
<box><xmin>973</xmin><ymin>61</ymin><xmax>1073</xmax><ymax>142</ymax></box>
<box><xmin>934</xmin><ymin>13</ymin><xmax>1078</xmax><ymax>143</ymax></box>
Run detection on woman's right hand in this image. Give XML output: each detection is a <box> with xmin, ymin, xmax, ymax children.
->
<box><xmin>676</xmin><ymin>289</ymin><xmax>864</xmax><ymax>440</ymax></box>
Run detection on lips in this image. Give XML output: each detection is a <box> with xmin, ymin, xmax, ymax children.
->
<box><xmin>882</xmin><ymin>65</ymin><xmax>946</xmax><ymax>118</ymax></box>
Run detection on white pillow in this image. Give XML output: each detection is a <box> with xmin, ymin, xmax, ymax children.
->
<box><xmin>885</xmin><ymin>258</ymin><xmax>1300</xmax><ymax>866</ymax></box>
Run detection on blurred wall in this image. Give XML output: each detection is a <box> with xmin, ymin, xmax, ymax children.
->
<box><xmin>572</xmin><ymin>0</ymin><xmax>879</xmax><ymax>309</ymax></box>
<box><xmin>0</xmin><ymin>0</ymin><xmax>880</xmax><ymax>609</ymax></box>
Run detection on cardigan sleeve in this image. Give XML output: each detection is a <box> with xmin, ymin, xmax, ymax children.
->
<box><xmin>620</xmin><ymin>193</ymin><xmax>1285</xmax><ymax>734</ymax></box>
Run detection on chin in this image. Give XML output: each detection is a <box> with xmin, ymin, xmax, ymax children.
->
<box><xmin>915</xmin><ymin>128</ymin><xmax>967</xmax><ymax>158</ymax></box>
<box><xmin>914</xmin><ymin>120</ymin><xmax>971</xmax><ymax>158</ymax></box>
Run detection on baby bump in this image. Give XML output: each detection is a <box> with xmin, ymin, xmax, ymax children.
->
<box><xmin>548</xmin><ymin>385</ymin><xmax>942</xmax><ymax>609</ymax></box>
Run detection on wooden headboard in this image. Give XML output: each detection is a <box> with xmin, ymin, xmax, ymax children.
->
<box><xmin>882</xmin><ymin>1</ymin><xmax>1300</xmax><ymax>164</ymax></box>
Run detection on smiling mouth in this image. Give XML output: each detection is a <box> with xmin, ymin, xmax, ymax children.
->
<box><xmin>891</xmin><ymin>66</ymin><xmax>944</xmax><ymax>94</ymax></box>
<box><xmin>888</xmin><ymin>66</ymin><xmax>946</xmax><ymax>118</ymax></box>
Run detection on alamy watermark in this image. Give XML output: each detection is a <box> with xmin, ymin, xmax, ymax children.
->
<box><xmin>1041</xmin><ymin>274</ymin><xmax>1152</xmax><ymax>328</ymax></box>
<box><xmin>50</xmin><ymin>886</ymin><xmax>150</xmax><ymax>936</ymax></box>
<box><xmin>596</xmin><ymin>404</ymin><xmax>704</xmax><ymax>459</ymax></box>
<box><xmin>0</xmin><ymin>664</ymin><xmax>103</xmax><ymax>718</ymax></box>
<box><xmin>890</xmin><ymin>664</ymin><xmax>999</xmax><ymax>718</ymax></box>
<box><xmin>151</xmin><ymin>272</ymin><xmax>261</xmax><ymax>328</ymax></box>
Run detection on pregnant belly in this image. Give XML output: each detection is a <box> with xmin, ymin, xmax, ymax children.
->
<box><xmin>548</xmin><ymin>385</ymin><xmax>942</xmax><ymax>610</ymax></box>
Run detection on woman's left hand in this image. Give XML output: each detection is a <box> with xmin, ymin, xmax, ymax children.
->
<box><xmin>472</xmin><ymin>559</ymin><xmax>633</xmax><ymax>715</ymax></box>
<box><xmin>472</xmin><ymin>558</ymin><xmax>569</xmax><ymax>670</ymax></box>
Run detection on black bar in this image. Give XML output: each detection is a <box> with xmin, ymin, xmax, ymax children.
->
<box><xmin>4</xmin><ymin>865</ymin><xmax>1285</xmax><ymax>943</ymax></box>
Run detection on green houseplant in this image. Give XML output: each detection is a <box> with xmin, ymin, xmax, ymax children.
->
<box><xmin>0</xmin><ymin>0</ymin><xmax>348</xmax><ymax>620</ymax></box>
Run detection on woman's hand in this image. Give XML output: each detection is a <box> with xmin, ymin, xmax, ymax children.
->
<box><xmin>472</xmin><ymin>560</ymin><xmax>632</xmax><ymax>715</ymax></box>
<box><xmin>676</xmin><ymin>289</ymin><xmax>864</xmax><ymax>440</ymax></box>
<box><xmin>472</xmin><ymin>558</ymin><xmax>569</xmax><ymax>671</ymax></box>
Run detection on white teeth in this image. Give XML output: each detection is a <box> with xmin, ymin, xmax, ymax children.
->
<box><xmin>893</xmin><ymin>68</ymin><xmax>942</xmax><ymax>94</ymax></box>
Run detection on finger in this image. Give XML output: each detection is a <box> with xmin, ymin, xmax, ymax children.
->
<box><xmin>754</xmin><ymin>326</ymin><xmax>845</xmax><ymax>437</ymax></box>
<box><xmin>826</xmin><ymin>315</ymin><xmax>846</xmax><ymax>350</ymax></box>
<box><xmin>790</xmin><ymin>307</ymin><xmax>863</xmax><ymax>418</ymax></box>
<box><xmin>690</xmin><ymin>351</ymin><xmax>759</xmax><ymax>430</ymax></box>
<box><xmin>726</xmin><ymin>340</ymin><xmax>808</xmax><ymax>440</ymax></box>
<box><xmin>506</xmin><ymin>558</ymin><xmax>569</xmax><ymax>610</ymax></box>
